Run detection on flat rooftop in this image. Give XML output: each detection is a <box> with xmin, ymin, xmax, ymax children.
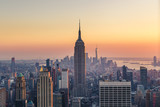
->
<box><xmin>99</xmin><ymin>81</ymin><xmax>131</xmax><ymax>86</ymax></box>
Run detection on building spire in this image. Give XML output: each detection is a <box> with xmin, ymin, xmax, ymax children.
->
<box><xmin>95</xmin><ymin>45</ymin><xmax>98</xmax><ymax>60</ymax></box>
<box><xmin>79</xmin><ymin>19</ymin><xmax>81</xmax><ymax>31</ymax></box>
<box><xmin>78</xmin><ymin>20</ymin><xmax>81</xmax><ymax>40</ymax></box>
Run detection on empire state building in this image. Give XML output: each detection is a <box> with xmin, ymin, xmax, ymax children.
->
<box><xmin>74</xmin><ymin>21</ymin><xmax>86</xmax><ymax>97</ymax></box>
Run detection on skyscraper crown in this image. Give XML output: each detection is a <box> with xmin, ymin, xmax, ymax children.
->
<box><xmin>76</xmin><ymin>20</ymin><xmax>84</xmax><ymax>43</ymax></box>
<box><xmin>78</xmin><ymin>20</ymin><xmax>81</xmax><ymax>40</ymax></box>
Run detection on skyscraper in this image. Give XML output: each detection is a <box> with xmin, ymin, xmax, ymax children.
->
<box><xmin>99</xmin><ymin>81</ymin><xmax>131</xmax><ymax>107</ymax></box>
<box><xmin>61</xmin><ymin>69</ymin><xmax>69</xmax><ymax>89</ymax></box>
<box><xmin>122</xmin><ymin>65</ymin><xmax>127</xmax><ymax>80</ymax></box>
<box><xmin>46</xmin><ymin>59</ymin><xmax>51</xmax><ymax>73</ymax></box>
<box><xmin>95</xmin><ymin>47</ymin><xmax>98</xmax><ymax>61</ymax></box>
<box><xmin>15</xmin><ymin>73</ymin><xmax>26</xmax><ymax>107</ymax></box>
<box><xmin>117</xmin><ymin>70</ymin><xmax>121</xmax><ymax>81</ymax></box>
<box><xmin>53</xmin><ymin>93</ymin><xmax>63</xmax><ymax>107</ymax></box>
<box><xmin>126</xmin><ymin>71</ymin><xmax>134</xmax><ymax>91</ymax></box>
<box><xmin>59</xmin><ymin>69</ymin><xmax>69</xmax><ymax>107</ymax></box>
<box><xmin>11</xmin><ymin>57</ymin><xmax>15</xmax><ymax>73</ymax></box>
<box><xmin>0</xmin><ymin>87</ymin><xmax>6</xmax><ymax>107</ymax></box>
<box><xmin>59</xmin><ymin>89</ymin><xmax>69</xmax><ymax>107</ymax></box>
<box><xmin>74</xmin><ymin>21</ymin><xmax>86</xmax><ymax>97</ymax></box>
<box><xmin>140</xmin><ymin>66</ymin><xmax>147</xmax><ymax>89</ymax></box>
<box><xmin>153</xmin><ymin>56</ymin><xmax>157</xmax><ymax>66</ymax></box>
<box><xmin>46</xmin><ymin>59</ymin><xmax>50</xmax><ymax>68</ymax></box>
<box><xmin>145</xmin><ymin>90</ymin><xmax>151</xmax><ymax>107</ymax></box>
<box><xmin>37</xmin><ymin>67</ymin><xmax>53</xmax><ymax>107</ymax></box>
<box><xmin>93</xmin><ymin>47</ymin><xmax>98</xmax><ymax>64</ymax></box>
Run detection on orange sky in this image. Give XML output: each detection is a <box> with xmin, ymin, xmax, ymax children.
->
<box><xmin>0</xmin><ymin>0</ymin><xmax>159</xmax><ymax>59</ymax></box>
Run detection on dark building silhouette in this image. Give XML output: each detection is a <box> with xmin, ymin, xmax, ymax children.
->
<box><xmin>11</xmin><ymin>57</ymin><xmax>15</xmax><ymax>73</ymax></box>
<box><xmin>15</xmin><ymin>73</ymin><xmax>26</xmax><ymax>107</ymax></box>
<box><xmin>46</xmin><ymin>59</ymin><xmax>52</xmax><ymax>73</ymax></box>
<box><xmin>122</xmin><ymin>65</ymin><xmax>127</xmax><ymax>80</ymax></box>
<box><xmin>146</xmin><ymin>90</ymin><xmax>151</xmax><ymax>107</ymax></box>
<box><xmin>46</xmin><ymin>59</ymin><xmax>50</xmax><ymax>68</ymax></box>
<box><xmin>127</xmin><ymin>71</ymin><xmax>134</xmax><ymax>91</ymax></box>
<box><xmin>53</xmin><ymin>93</ymin><xmax>63</xmax><ymax>107</ymax></box>
<box><xmin>140</xmin><ymin>66</ymin><xmax>147</xmax><ymax>89</ymax></box>
<box><xmin>73</xmin><ymin>21</ymin><xmax>86</xmax><ymax>97</ymax></box>
<box><xmin>95</xmin><ymin>47</ymin><xmax>98</xmax><ymax>61</ymax></box>
<box><xmin>117</xmin><ymin>70</ymin><xmax>121</xmax><ymax>81</ymax></box>
<box><xmin>153</xmin><ymin>56</ymin><xmax>157</xmax><ymax>66</ymax></box>
<box><xmin>59</xmin><ymin>89</ymin><xmax>69</xmax><ymax>107</ymax></box>
<box><xmin>93</xmin><ymin>47</ymin><xmax>98</xmax><ymax>64</ymax></box>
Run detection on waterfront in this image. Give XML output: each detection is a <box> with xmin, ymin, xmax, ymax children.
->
<box><xmin>112</xmin><ymin>58</ymin><xmax>160</xmax><ymax>70</ymax></box>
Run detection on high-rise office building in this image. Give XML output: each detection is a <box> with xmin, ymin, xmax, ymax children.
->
<box><xmin>99</xmin><ymin>81</ymin><xmax>131</xmax><ymax>107</ymax></box>
<box><xmin>95</xmin><ymin>47</ymin><xmax>98</xmax><ymax>61</ymax></box>
<box><xmin>140</xmin><ymin>66</ymin><xmax>147</xmax><ymax>89</ymax></box>
<box><xmin>74</xmin><ymin>21</ymin><xmax>86</xmax><ymax>97</ymax></box>
<box><xmin>58</xmin><ymin>69</ymin><xmax>69</xmax><ymax>106</ymax></box>
<box><xmin>145</xmin><ymin>90</ymin><xmax>151</xmax><ymax>107</ymax></box>
<box><xmin>126</xmin><ymin>71</ymin><xmax>134</xmax><ymax>91</ymax></box>
<box><xmin>51</xmin><ymin>60</ymin><xmax>53</xmax><ymax>72</ymax></box>
<box><xmin>15</xmin><ymin>73</ymin><xmax>26</xmax><ymax>107</ymax></box>
<box><xmin>59</xmin><ymin>89</ymin><xmax>69</xmax><ymax>107</ymax></box>
<box><xmin>53</xmin><ymin>90</ymin><xmax>69</xmax><ymax>107</ymax></box>
<box><xmin>0</xmin><ymin>87</ymin><xmax>6</xmax><ymax>107</ymax></box>
<box><xmin>117</xmin><ymin>70</ymin><xmax>121</xmax><ymax>81</ymax></box>
<box><xmin>153</xmin><ymin>56</ymin><xmax>157</xmax><ymax>66</ymax></box>
<box><xmin>151</xmin><ymin>91</ymin><xmax>160</xmax><ymax>107</ymax></box>
<box><xmin>93</xmin><ymin>47</ymin><xmax>99</xmax><ymax>64</ymax></box>
<box><xmin>85</xmin><ymin>53</ymin><xmax>90</xmax><ymax>72</ymax></box>
<box><xmin>58</xmin><ymin>68</ymin><xmax>69</xmax><ymax>107</ymax></box>
<box><xmin>37</xmin><ymin>67</ymin><xmax>53</xmax><ymax>107</ymax></box>
<box><xmin>122</xmin><ymin>65</ymin><xmax>127</xmax><ymax>80</ymax></box>
<box><xmin>61</xmin><ymin>69</ymin><xmax>69</xmax><ymax>89</ymax></box>
<box><xmin>46</xmin><ymin>59</ymin><xmax>51</xmax><ymax>73</ymax></box>
<box><xmin>53</xmin><ymin>93</ymin><xmax>63</xmax><ymax>107</ymax></box>
<box><xmin>11</xmin><ymin>57</ymin><xmax>15</xmax><ymax>73</ymax></box>
<box><xmin>46</xmin><ymin>59</ymin><xmax>50</xmax><ymax>68</ymax></box>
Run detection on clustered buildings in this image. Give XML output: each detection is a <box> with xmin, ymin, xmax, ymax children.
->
<box><xmin>0</xmin><ymin>22</ymin><xmax>159</xmax><ymax>107</ymax></box>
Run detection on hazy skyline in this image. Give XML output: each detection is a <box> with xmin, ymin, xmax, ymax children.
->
<box><xmin>0</xmin><ymin>0</ymin><xmax>159</xmax><ymax>59</ymax></box>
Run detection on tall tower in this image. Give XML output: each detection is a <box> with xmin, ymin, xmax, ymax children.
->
<box><xmin>37</xmin><ymin>67</ymin><xmax>53</xmax><ymax>107</ymax></box>
<box><xmin>140</xmin><ymin>66</ymin><xmax>147</xmax><ymax>89</ymax></box>
<box><xmin>95</xmin><ymin>47</ymin><xmax>98</xmax><ymax>61</ymax></box>
<box><xmin>15</xmin><ymin>73</ymin><xmax>26</xmax><ymax>107</ymax></box>
<box><xmin>153</xmin><ymin>56</ymin><xmax>157</xmax><ymax>66</ymax></box>
<box><xmin>61</xmin><ymin>69</ymin><xmax>69</xmax><ymax>89</ymax></box>
<box><xmin>11</xmin><ymin>57</ymin><xmax>15</xmax><ymax>72</ymax></box>
<box><xmin>74</xmin><ymin>21</ymin><xmax>86</xmax><ymax>97</ymax></box>
<box><xmin>59</xmin><ymin>69</ymin><xmax>69</xmax><ymax>107</ymax></box>
<box><xmin>122</xmin><ymin>65</ymin><xmax>127</xmax><ymax>80</ymax></box>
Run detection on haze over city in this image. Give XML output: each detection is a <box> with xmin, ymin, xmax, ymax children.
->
<box><xmin>0</xmin><ymin>1</ymin><xmax>160</xmax><ymax>107</ymax></box>
<box><xmin>0</xmin><ymin>0</ymin><xmax>159</xmax><ymax>59</ymax></box>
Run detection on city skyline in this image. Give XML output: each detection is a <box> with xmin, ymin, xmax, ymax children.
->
<box><xmin>0</xmin><ymin>1</ymin><xmax>160</xmax><ymax>107</ymax></box>
<box><xmin>0</xmin><ymin>0</ymin><xmax>159</xmax><ymax>59</ymax></box>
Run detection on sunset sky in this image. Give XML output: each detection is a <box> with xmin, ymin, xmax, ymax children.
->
<box><xmin>0</xmin><ymin>0</ymin><xmax>159</xmax><ymax>60</ymax></box>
